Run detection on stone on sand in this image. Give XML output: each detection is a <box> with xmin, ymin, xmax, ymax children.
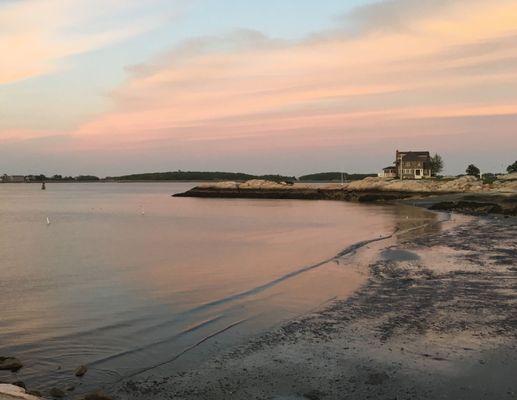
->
<box><xmin>0</xmin><ymin>384</ymin><xmax>41</xmax><ymax>399</ymax></box>
<box><xmin>75</xmin><ymin>364</ymin><xmax>88</xmax><ymax>377</ymax></box>
<box><xmin>0</xmin><ymin>357</ymin><xmax>23</xmax><ymax>372</ymax></box>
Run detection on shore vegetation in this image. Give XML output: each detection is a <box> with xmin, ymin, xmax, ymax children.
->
<box><xmin>507</xmin><ymin>161</ymin><xmax>517</xmax><ymax>173</ymax></box>
<box><xmin>107</xmin><ymin>171</ymin><xmax>297</xmax><ymax>182</ymax></box>
<box><xmin>466</xmin><ymin>164</ymin><xmax>480</xmax><ymax>176</ymax></box>
<box><xmin>298</xmin><ymin>172</ymin><xmax>376</xmax><ymax>182</ymax></box>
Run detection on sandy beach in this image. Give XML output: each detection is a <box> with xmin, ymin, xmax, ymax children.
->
<box><xmin>115</xmin><ymin>212</ymin><xmax>516</xmax><ymax>400</ymax></box>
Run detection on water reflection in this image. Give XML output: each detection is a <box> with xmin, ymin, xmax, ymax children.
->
<box><xmin>0</xmin><ymin>183</ymin><xmax>440</xmax><ymax>394</ymax></box>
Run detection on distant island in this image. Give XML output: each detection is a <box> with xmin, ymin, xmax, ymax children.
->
<box><xmin>106</xmin><ymin>171</ymin><xmax>298</xmax><ymax>182</ymax></box>
<box><xmin>1</xmin><ymin>171</ymin><xmax>378</xmax><ymax>183</ymax></box>
<box><xmin>108</xmin><ymin>171</ymin><xmax>377</xmax><ymax>182</ymax></box>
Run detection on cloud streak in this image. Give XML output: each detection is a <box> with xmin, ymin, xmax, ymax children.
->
<box><xmin>77</xmin><ymin>1</ymin><xmax>517</xmax><ymax>137</ymax></box>
<box><xmin>0</xmin><ymin>0</ymin><xmax>178</xmax><ymax>84</ymax></box>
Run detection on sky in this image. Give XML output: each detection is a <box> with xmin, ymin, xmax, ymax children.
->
<box><xmin>1</xmin><ymin>0</ymin><xmax>516</xmax><ymax>177</ymax></box>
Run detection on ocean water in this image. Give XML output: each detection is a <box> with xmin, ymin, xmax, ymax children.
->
<box><xmin>0</xmin><ymin>182</ymin><xmax>438</xmax><ymax>394</ymax></box>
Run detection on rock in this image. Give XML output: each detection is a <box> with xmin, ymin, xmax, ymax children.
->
<box><xmin>83</xmin><ymin>391</ymin><xmax>113</xmax><ymax>400</ymax></box>
<box><xmin>429</xmin><ymin>201</ymin><xmax>505</xmax><ymax>215</ymax></box>
<box><xmin>0</xmin><ymin>384</ymin><xmax>42</xmax><ymax>399</ymax></box>
<box><xmin>12</xmin><ymin>381</ymin><xmax>26</xmax><ymax>389</ymax></box>
<box><xmin>0</xmin><ymin>357</ymin><xmax>23</xmax><ymax>372</ymax></box>
<box><xmin>497</xmin><ymin>172</ymin><xmax>517</xmax><ymax>181</ymax></box>
<box><xmin>49</xmin><ymin>387</ymin><xmax>66</xmax><ymax>398</ymax></box>
<box><xmin>26</xmin><ymin>390</ymin><xmax>42</xmax><ymax>398</ymax></box>
<box><xmin>75</xmin><ymin>365</ymin><xmax>88</xmax><ymax>377</ymax></box>
<box><xmin>198</xmin><ymin>181</ymin><xmax>238</xmax><ymax>189</ymax></box>
<box><xmin>238</xmin><ymin>179</ymin><xmax>290</xmax><ymax>189</ymax></box>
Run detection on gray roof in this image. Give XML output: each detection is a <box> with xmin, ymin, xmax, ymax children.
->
<box><xmin>401</xmin><ymin>151</ymin><xmax>430</xmax><ymax>161</ymax></box>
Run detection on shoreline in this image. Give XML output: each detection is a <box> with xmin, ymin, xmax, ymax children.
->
<box><xmin>115</xmin><ymin>211</ymin><xmax>516</xmax><ymax>400</ymax></box>
<box><xmin>173</xmin><ymin>177</ymin><xmax>517</xmax><ymax>216</ymax></box>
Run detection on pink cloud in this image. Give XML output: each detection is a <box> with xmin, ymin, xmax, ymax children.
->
<box><xmin>0</xmin><ymin>0</ymin><xmax>179</xmax><ymax>84</ymax></box>
<box><xmin>66</xmin><ymin>1</ymin><xmax>517</xmax><ymax>150</ymax></box>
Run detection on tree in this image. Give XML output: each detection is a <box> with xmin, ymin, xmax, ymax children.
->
<box><xmin>466</xmin><ymin>164</ymin><xmax>480</xmax><ymax>177</ymax></box>
<box><xmin>507</xmin><ymin>161</ymin><xmax>517</xmax><ymax>173</ymax></box>
<box><xmin>429</xmin><ymin>153</ymin><xmax>444</xmax><ymax>176</ymax></box>
<box><xmin>75</xmin><ymin>175</ymin><xmax>100</xmax><ymax>181</ymax></box>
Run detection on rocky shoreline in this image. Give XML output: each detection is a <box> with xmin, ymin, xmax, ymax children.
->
<box><xmin>174</xmin><ymin>176</ymin><xmax>517</xmax><ymax>216</ymax></box>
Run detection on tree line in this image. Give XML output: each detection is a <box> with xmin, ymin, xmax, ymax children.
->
<box><xmin>107</xmin><ymin>171</ymin><xmax>297</xmax><ymax>183</ymax></box>
<box><xmin>298</xmin><ymin>172</ymin><xmax>376</xmax><ymax>182</ymax></box>
<box><xmin>430</xmin><ymin>154</ymin><xmax>516</xmax><ymax>178</ymax></box>
<box><xmin>23</xmin><ymin>175</ymin><xmax>100</xmax><ymax>182</ymax></box>
<box><xmin>6</xmin><ymin>161</ymin><xmax>516</xmax><ymax>183</ymax></box>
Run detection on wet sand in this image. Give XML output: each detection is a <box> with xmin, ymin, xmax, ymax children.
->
<box><xmin>115</xmin><ymin>214</ymin><xmax>516</xmax><ymax>400</ymax></box>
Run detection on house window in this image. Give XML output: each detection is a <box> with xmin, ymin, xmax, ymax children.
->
<box><xmin>415</xmin><ymin>169</ymin><xmax>421</xmax><ymax>176</ymax></box>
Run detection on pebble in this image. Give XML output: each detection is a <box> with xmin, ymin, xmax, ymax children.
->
<box><xmin>75</xmin><ymin>365</ymin><xmax>88</xmax><ymax>377</ymax></box>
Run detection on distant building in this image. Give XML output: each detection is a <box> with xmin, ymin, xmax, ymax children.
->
<box><xmin>379</xmin><ymin>151</ymin><xmax>432</xmax><ymax>180</ymax></box>
<box><xmin>378</xmin><ymin>166</ymin><xmax>397</xmax><ymax>178</ymax></box>
<box><xmin>1</xmin><ymin>174</ymin><xmax>26</xmax><ymax>183</ymax></box>
<box><xmin>396</xmin><ymin>150</ymin><xmax>432</xmax><ymax>179</ymax></box>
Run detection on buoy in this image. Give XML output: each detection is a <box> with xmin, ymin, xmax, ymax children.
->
<box><xmin>46</xmin><ymin>217</ymin><xmax>50</xmax><ymax>225</ymax></box>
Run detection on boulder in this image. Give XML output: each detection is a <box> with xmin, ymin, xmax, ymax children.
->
<box><xmin>12</xmin><ymin>382</ymin><xmax>26</xmax><ymax>389</ymax></box>
<box><xmin>238</xmin><ymin>179</ymin><xmax>287</xmax><ymax>189</ymax></box>
<box><xmin>0</xmin><ymin>357</ymin><xmax>23</xmax><ymax>372</ymax></box>
<box><xmin>198</xmin><ymin>181</ymin><xmax>238</xmax><ymax>189</ymax></box>
<box><xmin>0</xmin><ymin>384</ymin><xmax>41</xmax><ymax>399</ymax></box>
<box><xmin>497</xmin><ymin>172</ymin><xmax>517</xmax><ymax>181</ymax></box>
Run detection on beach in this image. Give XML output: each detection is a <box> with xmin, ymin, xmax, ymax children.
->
<box><xmin>115</xmin><ymin>212</ymin><xmax>516</xmax><ymax>400</ymax></box>
<box><xmin>1</xmin><ymin>182</ymin><xmax>515</xmax><ymax>400</ymax></box>
<box><xmin>0</xmin><ymin>183</ymin><xmax>416</xmax><ymax>398</ymax></box>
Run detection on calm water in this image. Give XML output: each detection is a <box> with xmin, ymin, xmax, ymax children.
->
<box><xmin>0</xmin><ymin>183</ymin><xmax>438</xmax><ymax>393</ymax></box>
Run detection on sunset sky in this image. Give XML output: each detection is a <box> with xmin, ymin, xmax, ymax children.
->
<box><xmin>1</xmin><ymin>0</ymin><xmax>516</xmax><ymax>176</ymax></box>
